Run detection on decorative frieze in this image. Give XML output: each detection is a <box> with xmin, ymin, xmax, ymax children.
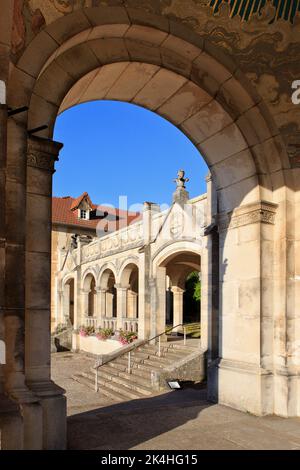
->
<box><xmin>218</xmin><ymin>201</ymin><xmax>278</xmax><ymax>231</ymax></box>
<box><xmin>27</xmin><ymin>136</ymin><xmax>63</xmax><ymax>173</ymax></box>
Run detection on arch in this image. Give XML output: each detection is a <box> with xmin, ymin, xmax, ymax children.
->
<box><xmin>98</xmin><ymin>265</ymin><xmax>117</xmax><ymax>290</ymax></box>
<box><xmin>119</xmin><ymin>261</ymin><xmax>139</xmax><ymax>325</ymax></box>
<box><xmin>118</xmin><ymin>260</ymin><xmax>139</xmax><ymax>288</ymax></box>
<box><xmin>62</xmin><ymin>276</ymin><xmax>75</xmax><ymax>326</ymax></box>
<box><xmin>3</xmin><ymin>4</ymin><xmax>296</xmax><ymax>428</ymax></box>
<box><xmin>152</xmin><ymin>240</ymin><xmax>202</xmax><ymax>273</ymax></box>
<box><xmin>81</xmin><ymin>268</ymin><xmax>98</xmax><ymax>291</ymax></box>
<box><xmin>62</xmin><ymin>273</ymin><xmax>76</xmax><ymax>288</ymax></box>
<box><xmin>99</xmin><ymin>267</ymin><xmax>117</xmax><ymax>319</ymax></box>
<box><xmin>8</xmin><ymin>7</ymin><xmax>288</xmax><ymax>210</ymax></box>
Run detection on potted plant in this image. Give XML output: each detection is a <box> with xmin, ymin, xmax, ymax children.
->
<box><xmin>96</xmin><ymin>327</ymin><xmax>114</xmax><ymax>341</ymax></box>
<box><xmin>79</xmin><ymin>325</ymin><xmax>95</xmax><ymax>337</ymax></box>
<box><xmin>118</xmin><ymin>329</ymin><xmax>138</xmax><ymax>345</ymax></box>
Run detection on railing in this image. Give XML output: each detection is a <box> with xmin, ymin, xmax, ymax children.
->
<box><xmin>85</xmin><ymin>316</ymin><xmax>99</xmax><ymax>328</ymax></box>
<box><xmin>102</xmin><ymin>318</ymin><xmax>117</xmax><ymax>330</ymax></box>
<box><xmin>123</xmin><ymin>318</ymin><xmax>138</xmax><ymax>333</ymax></box>
<box><xmin>94</xmin><ymin>323</ymin><xmax>189</xmax><ymax>392</ymax></box>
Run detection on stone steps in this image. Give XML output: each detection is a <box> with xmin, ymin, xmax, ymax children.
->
<box><xmin>92</xmin><ymin>366</ymin><xmax>153</xmax><ymax>396</ymax></box>
<box><xmin>73</xmin><ymin>339</ymin><xmax>199</xmax><ymax>402</ymax></box>
<box><xmin>72</xmin><ymin>374</ymin><xmax>131</xmax><ymax>402</ymax></box>
<box><xmin>75</xmin><ymin>371</ymin><xmax>144</xmax><ymax>400</ymax></box>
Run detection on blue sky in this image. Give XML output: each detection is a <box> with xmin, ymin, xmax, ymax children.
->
<box><xmin>53</xmin><ymin>101</ymin><xmax>208</xmax><ymax>210</ymax></box>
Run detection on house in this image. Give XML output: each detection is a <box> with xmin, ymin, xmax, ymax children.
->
<box><xmin>51</xmin><ymin>192</ymin><xmax>140</xmax><ymax>329</ymax></box>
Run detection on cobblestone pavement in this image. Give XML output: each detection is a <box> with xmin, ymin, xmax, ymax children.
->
<box><xmin>52</xmin><ymin>352</ymin><xmax>300</xmax><ymax>450</ymax></box>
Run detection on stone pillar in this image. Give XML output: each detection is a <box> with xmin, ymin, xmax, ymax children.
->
<box><xmin>25</xmin><ymin>136</ymin><xmax>66</xmax><ymax>449</ymax></box>
<box><xmin>0</xmin><ymin>101</ymin><xmax>26</xmax><ymax>449</ymax></box>
<box><xmin>56</xmin><ymin>288</ymin><xmax>64</xmax><ymax>326</ymax></box>
<box><xmin>172</xmin><ymin>286</ymin><xmax>184</xmax><ymax>331</ymax></box>
<box><xmin>128</xmin><ymin>291</ymin><xmax>138</xmax><ymax>318</ymax></box>
<box><xmin>98</xmin><ymin>288</ymin><xmax>107</xmax><ymax>321</ymax></box>
<box><xmin>151</xmin><ymin>267</ymin><xmax>166</xmax><ymax>338</ymax></box>
<box><xmin>213</xmin><ymin>201</ymin><xmax>278</xmax><ymax>416</ymax></box>
<box><xmin>95</xmin><ymin>287</ymin><xmax>106</xmax><ymax>327</ymax></box>
<box><xmin>62</xmin><ymin>284</ymin><xmax>70</xmax><ymax>324</ymax></box>
<box><xmin>115</xmin><ymin>285</ymin><xmax>128</xmax><ymax>329</ymax></box>
<box><xmin>138</xmin><ymin>248</ymin><xmax>150</xmax><ymax>340</ymax></box>
<box><xmin>80</xmin><ymin>289</ymin><xmax>89</xmax><ymax>324</ymax></box>
<box><xmin>4</xmin><ymin>115</ymin><xmax>45</xmax><ymax>449</ymax></box>
<box><xmin>0</xmin><ymin>104</ymin><xmax>7</xmax><ymax>396</ymax></box>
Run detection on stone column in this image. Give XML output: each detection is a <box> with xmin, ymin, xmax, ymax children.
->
<box><xmin>138</xmin><ymin>247</ymin><xmax>151</xmax><ymax>340</ymax></box>
<box><xmin>25</xmin><ymin>136</ymin><xmax>66</xmax><ymax>449</ymax></box>
<box><xmin>214</xmin><ymin>201</ymin><xmax>278</xmax><ymax>416</ymax></box>
<box><xmin>0</xmin><ymin>100</ymin><xmax>25</xmax><ymax>450</ymax></box>
<box><xmin>0</xmin><ymin>104</ymin><xmax>7</xmax><ymax>395</ymax></box>
<box><xmin>62</xmin><ymin>284</ymin><xmax>70</xmax><ymax>324</ymax></box>
<box><xmin>95</xmin><ymin>287</ymin><xmax>105</xmax><ymax>327</ymax></box>
<box><xmin>56</xmin><ymin>288</ymin><xmax>64</xmax><ymax>325</ymax></box>
<box><xmin>151</xmin><ymin>267</ymin><xmax>166</xmax><ymax>338</ymax></box>
<box><xmin>115</xmin><ymin>284</ymin><xmax>128</xmax><ymax>329</ymax></box>
<box><xmin>80</xmin><ymin>289</ymin><xmax>89</xmax><ymax>324</ymax></box>
<box><xmin>4</xmin><ymin>114</ymin><xmax>45</xmax><ymax>449</ymax></box>
<box><xmin>99</xmin><ymin>289</ymin><xmax>107</xmax><ymax>321</ymax></box>
<box><xmin>172</xmin><ymin>286</ymin><xmax>184</xmax><ymax>331</ymax></box>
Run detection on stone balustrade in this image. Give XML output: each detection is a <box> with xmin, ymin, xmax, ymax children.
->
<box><xmin>122</xmin><ymin>318</ymin><xmax>139</xmax><ymax>333</ymax></box>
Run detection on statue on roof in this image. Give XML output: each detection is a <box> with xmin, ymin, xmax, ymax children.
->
<box><xmin>173</xmin><ymin>169</ymin><xmax>189</xmax><ymax>190</ymax></box>
<box><xmin>173</xmin><ymin>169</ymin><xmax>190</xmax><ymax>205</ymax></box>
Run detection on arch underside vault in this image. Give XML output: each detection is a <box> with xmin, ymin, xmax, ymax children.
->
<box><xmin>1</xmin><ymin>3</ymin><xmax>299</xmax><ymax>451</ymax></box>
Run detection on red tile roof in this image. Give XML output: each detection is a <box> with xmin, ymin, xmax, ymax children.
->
<box><xmin>52</xmin><ymin>193</ymin><xmax>140</xmax><ymax>233</ymax></box>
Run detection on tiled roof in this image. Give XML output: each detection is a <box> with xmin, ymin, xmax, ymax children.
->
<box><xmin>52</xmin><ymin>193</ymin><xmax>140</xmax><ymax>232</ymax></box>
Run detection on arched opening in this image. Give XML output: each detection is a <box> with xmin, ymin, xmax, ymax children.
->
<box><xmin>88</xmin><ymin>277</ymin><xmax>96</xmax><ymax>318</ymax></box>
<box><xmin>3</xmin><ymin>6</ymin><xmax>295</xmax><ymax>452</ymax></box>
<box><xmin>82</xmin><ymin>272</ymin><xmax>97</xmax><ymax>322</ymax></box>
<box><xmin>99</xmin><ymin>268</ymin><xmax>117</xmax><ymax>330</ymax></box>
<box><xmin>63</xmin><ymin>277</ymin><xmax>75</xmax><ymax>326</ymax></box>
<box><xmin>159</xmin><ymin>251</ymin><xmax>201</xmax><ymax>333</ymax></box>
<box><xmin>119</xmin><ymin>263</ymin><xmax>139</xmax><ymax>333</ymax></box>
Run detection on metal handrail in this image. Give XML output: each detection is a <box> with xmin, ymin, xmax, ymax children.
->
<box><xmin>94</xmin><ymin>323</ymin><xmax>191</xmax><ymax>392</ymax></box>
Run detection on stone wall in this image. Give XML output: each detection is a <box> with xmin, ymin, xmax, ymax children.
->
<box><xmin>8</xmin><ymin>0</ymin><xmax>300</xmax><ymax>169</ymax></box>
<box><xmin>151</xmin><ymin>348</ymin><xmax>206</xmax><ymax>391</ymax></box>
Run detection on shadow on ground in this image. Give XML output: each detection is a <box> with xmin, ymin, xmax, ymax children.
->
<box><xmin>67</xmin><ymin>383</ymin><xmax>211</xmax><ymax>450</ymax></box>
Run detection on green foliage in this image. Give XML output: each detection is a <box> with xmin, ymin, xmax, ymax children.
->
<box><xmin>186</xmin><ymin>271</ymin><xmax>201</xmax><ymax>302</ymax></box>
<box><xmin>78</xmin><ymin>325</ymin><xmax>95</xmax><ymax>336</ymax></box>
<box><xmin>118</xmin><ymin>329</ymin><xmax>138</xmax><ymax>345</ymax></box>
<box><xmin>96</xmin><ymin>328</ymin><xmax>114</xmax><ymax>340</ymax></box>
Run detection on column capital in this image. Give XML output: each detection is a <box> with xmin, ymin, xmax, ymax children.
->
<box><xmin>96</xmin><ymin>287</ymin><xmax>107</xmax><ymax>294</ymax></box>
<box><xmin>218</xmin><ymin>200</ymin><xmax>278</xmax><ymax>232</ymax></box>
<box><xmin>114</xmin><ymin>284</ymin><xmax>129</xmax><ymax>291</ymax></box>
<box><xmin>171</xmin><ymin>286</ymin><xmax>185</xmax><ymax>294</ymax></box>
<box><xmin>27</xmin><ymin>136</ymin><xmax>63</xmax><ymax>173</ymax></box>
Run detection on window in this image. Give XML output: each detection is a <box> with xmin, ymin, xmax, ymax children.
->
<box><xmin>80</xmin><ymin>209</ymin><xmax>87</xmax><ymax>219</ymax></box>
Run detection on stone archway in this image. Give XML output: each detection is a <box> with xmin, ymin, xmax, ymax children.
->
<box><xmin>152</xmin><ymin>245</ymin><xmax>201</xmax><ymax>334</ymax></box>
<box><xmin>62</xmin><ymin>277</ymin><xmax>75</xmax><ymax>326</ymax></box>
<box><xmin>2</xmin><ymin>3</ymin><xmax>298</xmax><ymax>451</ymax></box>
<box><xmin>99</xmin><ymin>268</ymin><xmax>117</xmax><ymax>329</ymax></box>
<box><xmin>119</xmin><ymin>262</ymin><xmax>139</xmax><ymax>333</ymax></box>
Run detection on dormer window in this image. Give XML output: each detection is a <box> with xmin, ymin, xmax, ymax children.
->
<box><xmin>80</xmin><ymin>209</ymin><xmax>87</xmax><ymax>219</ymax></box>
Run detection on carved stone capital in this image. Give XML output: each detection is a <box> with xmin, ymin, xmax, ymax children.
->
<box><xmin>27</xmin><ymin>136</ymin><xmax>63</xmax><ymax>173</ymax></box>
<box><xmin>218</xmin><ymin>200</ymin><xmax>278</xmax><ymax>231</ymax></box>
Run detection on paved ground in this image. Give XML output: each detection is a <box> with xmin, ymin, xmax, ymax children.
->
<box><xmin>52</xmin><ymin>352</ymin><xmax>300</xmax><ymax>450</ymax></box>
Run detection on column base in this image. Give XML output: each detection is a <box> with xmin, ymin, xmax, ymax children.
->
<box><xmin>27</xmin><ymin>380</ymin><xmax>67</xmax><ymax>449</ymax></box>
<box><xmin>208</xmin><ymin>358</ymin><xmax>300</xmax><ymax>417</ymax></box>
<box><xmin>0</xmin><ymin>394</ymin><xmax>23</xmax><ymax>449</ymax></box>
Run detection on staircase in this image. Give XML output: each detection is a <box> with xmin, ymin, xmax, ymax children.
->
<box><xmin>72</xmin><ymin>339</ymin><xmax>200</xmax><ymax>402</ymax></box>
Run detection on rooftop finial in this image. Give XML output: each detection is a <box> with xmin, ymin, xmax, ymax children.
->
<box><xmin>173</xmin><ymin>169</ymin><xmax>189</xmax><ymax>189</ymax></box>
<box><xmin>173</xmin><ymin>169</ymin><xmax>190</xmax><ymax>205</ymax></box>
